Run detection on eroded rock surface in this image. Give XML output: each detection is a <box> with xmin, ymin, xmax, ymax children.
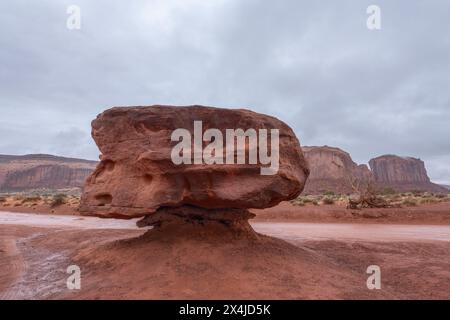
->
<box><xmin>302</xmin><ymin>146</ymin><xmax>372</xmax><ymax>194</ymax></box>
<box><xmin>80</xmin><ymin>105</ymin><xmax>309</xmax><ymax>219</ymax></box>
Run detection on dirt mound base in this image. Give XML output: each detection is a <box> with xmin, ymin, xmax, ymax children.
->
<box><xmin>65</xmin><ymin>219</ymin><xmax>389</xmax><ymax>299</ymax></box>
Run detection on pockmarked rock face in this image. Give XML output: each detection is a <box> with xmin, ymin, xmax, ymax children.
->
<box><xmin>79</xmin><ymin>105</ymin><xmax>309</xmax><ymax>219</ymax></box>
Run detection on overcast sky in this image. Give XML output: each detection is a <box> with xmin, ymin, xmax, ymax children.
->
<box><xmin>0</xmin><ymin>0</ymin><xmax>449</xmax><ymax>183</ymax></box>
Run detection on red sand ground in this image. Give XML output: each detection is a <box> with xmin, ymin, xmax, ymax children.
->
<box><xmin>252</xmin><ymin>201</ymin><xmax>450</xmax><ymax>225</ymax></box>
<box><xmin>2</xmin><ymin>201</ymin><xmax>450</xmax><ymax>225</ymax></box>
<box><xmin>1</xmin><ymin>202</ymin><xmax>449</xmax><ymax>299</ymax></box>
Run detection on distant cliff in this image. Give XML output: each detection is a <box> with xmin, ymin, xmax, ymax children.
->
<box><xmin>369</xmin><ymin>155</ymin><xmax>447</xmax><ymax>193</ymax></box>
<box><xmin>0</xmin><ymin>151</ymin><xmax>447</xmax><ymax>194</ymax></box>
<box><xmin>302</xmin><ymin>147</ymin><xmax>448</xmax><ymax>194</ymax></box>
<box><xmin>302</xmin><ymin>146</ymin><xmax>372</xmax><ymax>194</ymax></box>
<box><xmin>0</xmin><ymin>154</ymin><xmax>97</xmax><ymax>192</ymax></box>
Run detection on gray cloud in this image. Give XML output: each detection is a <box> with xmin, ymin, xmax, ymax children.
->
<box><xmin>0</xmin><ymin>0</ymin><xmax>449</xmax><ymax>183</ymax></box>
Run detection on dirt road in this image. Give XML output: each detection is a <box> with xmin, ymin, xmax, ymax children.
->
<box><xmin>1</xmin><ymin>211</ymin><xmax>450</xmax><ymax>242</ymax></box>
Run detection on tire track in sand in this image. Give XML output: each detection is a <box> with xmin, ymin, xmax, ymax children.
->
<box><xmin>0</xmin><ymin>237</ymin><xmax>26</xmax><ymax>299</ymax></box>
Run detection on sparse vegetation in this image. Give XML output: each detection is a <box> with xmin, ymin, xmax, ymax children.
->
<box><xmin>51</xmin><ymin>194</ymin><xmax>67</xmax><ymax>208</ymax></box>
<box><xmin>402</xmin><ymin>198</ymin><xmax>418</xmax><ymax>207</ymax></box>
<box><xmin>291</xmin><ymin>194</ymin><xmax>331</xmax><ymax>206</ymax></box>
<box><xmin>13</xmin><ymin>195</ymin><xmax>24</xmax><ymax>202</ymax></box>
<box><xmin>21</xmin><ymin>196</ymin><xmax>42</xmax><ymax>203</ymax></box>
<box><xmin>346</xmin><ymin>178</ymin><xmax>392</xmax><ymax>209</ymax></box>
<box><xmin>322</xmin><ymin>197</ymin><xmax>335</xmax><ymax>205</ymax></box>
<box><xmin>419</xmin><ymin>197</ymin><xmax>439</xmax><ymax>205</ymax></box>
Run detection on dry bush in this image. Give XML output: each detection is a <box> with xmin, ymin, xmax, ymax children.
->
<box><xmin>13</xmin><ymin>195</ymin><xmax>24</xmax><ymax>201</ymax></box>
<box><xmin>346</xmin><ymin>177</ymin><xmax>394</xmax><ymax>209</ymax></box>
<box><xmin>402</xmin><ymin>198</ymin><xmax>418</xmax><ymax>207</ymax></box>
<box><xmin>419</xmin><ymin>196</ymin><xmax>441</xmax><ymax>204</ymax></box>
<box><xmin>0</xmin><ymin>196</ymin><xmax>6</xmax><ymax>203</ymax></box>
<box><xmin>21</xmin><ymin>196</ymin><xmax>42</xmax><ymax>203</ymax></box>
<box><xmin>51</xmin><ymin>194</ymin><xmax>67</xmax><ymax>208</ymax></box>
<box><xmin>322</xmin><ymin>197</ymin><xmax>335</xmax><ymax>205</ymax></box>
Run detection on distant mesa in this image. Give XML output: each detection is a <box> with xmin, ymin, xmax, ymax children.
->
<box><xmin>369</xmin><ymin>155</ymin><xmax>448</xmax><ymax>193</ymax></box>
<box><xmin>0</xmin><ymin>142</ymin><xmax>446</xmax><ymax>197</ymax></box>
<box><xmin>302</xmin><ymin>146</ymin><xmax>371</xmax><ymax>194</ymax></box>
<box><xmin>302</xmin><ymin>146</ymin><xmax>447</xmax><ymax>194</ymax></box>
<box><xmin>0</xmin><ymin>154</ymin><xmax>97</xmax><ymax>192</ymax></box>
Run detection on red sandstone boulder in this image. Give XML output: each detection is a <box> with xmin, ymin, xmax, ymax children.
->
<box><xmin>79</xmin><ymin>105</ymin><xmax>309</xmax><ymax>219</ymax></box>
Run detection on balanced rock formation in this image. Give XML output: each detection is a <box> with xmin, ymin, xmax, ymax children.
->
<box><xmin>80</xmin><ymin>105</ymin><xmax>309</xmax><ymax>228</ymax></box>
<box><xmin>0</xmin><ymin>154</ymin><xmax>97</xmax><ymax>192</ymax></box>
<box><xmin>302</xmin><ymin>146</ymin><xmax>372</xmax><ymax>194</ymax></box>
<box><xmin>369</xmin><ymin>155</ymin><xmax>447</xmax><ymax>193</ymax></box>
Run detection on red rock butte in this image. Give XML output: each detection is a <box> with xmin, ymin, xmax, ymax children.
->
<box><xmin>79</xmin><ymin>105</ymin><xmax>309</xmax><ymax>229</ymax></box>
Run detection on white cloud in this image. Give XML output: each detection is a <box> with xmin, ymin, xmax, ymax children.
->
<box><xmin>0</xmin><ymin>0</ymin><xmax>449</xmax><ymax>182</ymax></box>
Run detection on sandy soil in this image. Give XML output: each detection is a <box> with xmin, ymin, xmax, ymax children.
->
<box><xmin>0</xmin><ymin>202</ymin><xmax>79</xmax><ymax>216</ymax></box>
<box><xmin>252</xmin><ymin>201</ymin><xmax>450</xmax><ymax>225</ymax></box>
<box><xmin>3</xmin><ymin>200</ymin><xmax>450</xmax><ymax>225</ymax></box>
<box><xmin>0</xmin><ymin>212</ymin><xmax>449</xmax><ymax>300</ymax></box>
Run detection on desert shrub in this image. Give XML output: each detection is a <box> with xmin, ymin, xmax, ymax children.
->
<box><xmin>322</xmin><ymin>197</ymin><xmax>335</xmax><ymax>205</ymax></box>
<box><xmin>402</xmin><ymin>198</ymin><xmax>417</xmax><ymax>207</ymax></box>
<box><xmin>312</xmin><ymin>200</ymin><xmax>318</xmax><ymax>205</ymax></box>
<box><xmin>420</xmin><ymin>197</ymin><xmax>439</xmax><ymax>205</ymax></box>
<box><xmin>302</xmin><ymin>198</ymin><xmax>313</xmax><ymax>204</ymax></box>
<box><xmin>323</xmin><ymin>191</ymin><xmax>335</xmax><ymax>196</ymax></box>
<box><xmin>21</xmin><ymin>196</ymin><xmax>42</xmax><ymax>203</ymax></box>
<box><xmin>51</xmin><ymin>194</ymin><xmax>67</xmax><ymax>208</ymax></box>
<box><xmin>436</xmin><ymin>194</ymin><xmax>446</xmax><ymax>199</ymax></box>
<box><xmin>291</xmin><ymin>197</ymin><xmax>305</xmax><ymax>206</ymax></box>
<box><xmin>0</xmin><ymin>196</ymin><xmax>6</xmax><ymax>203</ymax></box>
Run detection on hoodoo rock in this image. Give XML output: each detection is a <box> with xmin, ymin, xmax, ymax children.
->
<box><xmin>80</xmin><ymin>105</ymin><xmax>309</xmax><ymax>225</ymax></box>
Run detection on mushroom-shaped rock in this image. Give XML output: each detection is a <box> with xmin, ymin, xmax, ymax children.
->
<box><xmin>79</xmin><ymin>105</ymin><xmax>309</xmax><ymax>224</ymax></box>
